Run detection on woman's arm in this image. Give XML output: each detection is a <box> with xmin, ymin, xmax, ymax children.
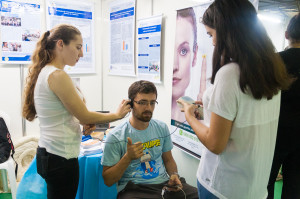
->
<box><xmin>48</xmin><ymin>70</ymin><xmax>131</xmax><ymax>124</ymax></box>
<box><xmin>177</xmin><ymin>100</ymin><xmax>232</xmax><ymax>154</ymax></box>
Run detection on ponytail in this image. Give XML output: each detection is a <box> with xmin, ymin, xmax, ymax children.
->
<box><xmin>22</xmin><ymin>24</ymin><xmax>81</xmax><ymax>121</ymax></box>
<box><xmin>22</xmin><ymin>31</ymin><xmax>52</xmax><ymax>121</ymax></box>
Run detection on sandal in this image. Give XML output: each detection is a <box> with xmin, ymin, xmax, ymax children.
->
<box><xmin>276</xmin><ymin>173</ymin><xmax>283</xmax><ymax>181</ymax></box>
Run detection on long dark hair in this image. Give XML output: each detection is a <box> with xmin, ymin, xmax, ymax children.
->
<box><xmin>202</xmin><ymin>0</ymin><xmax>291</xmax><ymax>99</ymax></box>
<box><xmin>22</xmin><ymin>24</ymin><xmax>81</xmax><ymax>121</ymax></box>
<box><xmin>286</xmin><ymin>13</ymin><xmax>300</xmax><ymax>42</ymax></box>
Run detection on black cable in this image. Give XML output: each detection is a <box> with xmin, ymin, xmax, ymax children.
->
<box><xmin>89</xmin><ymin>120</ymin><xmax>187</xmax><ymax>145</ymax></box>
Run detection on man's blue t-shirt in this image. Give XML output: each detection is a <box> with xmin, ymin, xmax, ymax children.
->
<box><xmin>101</xmin><ymin>119</ymin><xmax>173</xmax><ymax>192</ymax></box>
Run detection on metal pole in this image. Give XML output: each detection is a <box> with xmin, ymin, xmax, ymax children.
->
<box><xmin>151</xmin><ymin>0</ymin><xmax>153</xmax><ymax>16</ymax></box>
<box><xmin>20</xmin><ymin>64</ymin><xmax>26</xmax><ymax>136</ymax></box>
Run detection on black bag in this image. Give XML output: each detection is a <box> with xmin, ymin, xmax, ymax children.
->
<box><xmin>0</xmin><ymin>117</ymin><xmax>18</xmax><ymax>176</ymax></box>
<box><xmin>36</xmin><ymin>147</ymin><xmax>49</xmax><ymax>179</ymax></box>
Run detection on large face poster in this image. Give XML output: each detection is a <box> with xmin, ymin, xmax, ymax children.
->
<box><xmin>171</xmin><ymin>3</ymin><xmax>214</xmax><ymax>158</ymax></box>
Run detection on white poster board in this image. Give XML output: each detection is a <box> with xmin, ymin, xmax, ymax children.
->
<box><xmin>46</xmin><ymin>0</ymin><xmax>95</xmax><ymax>74</ymax></box>
<box><xmin>108</xmin><ymin>0</ymin><xmax>136</xmax><ymax>77</ymax></box>
<box><xmin>1</xmin><ymin>0</ymin><xmax>41</xmax><ymax>64</ymax></box>
<box><xmin>137</xmin><ymin>15</ymin><xmax>162</xmax><ymax>83</ymax></box>
<box><xmin>171</xmin><ymin>3</ymin><xmax>214</xmax><ymax>158</ymax></box>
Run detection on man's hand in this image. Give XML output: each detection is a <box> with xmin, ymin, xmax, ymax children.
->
<box><xmin>166</xmin><ymin>174</ymin><xmax>182</xmax><ymax>192</ymax></box>
<box><xmin>126</xmin><ymin>137</ymin><xmax>144</xmax><ymax>161</ymax></box>
<box><xmin>82</xmin><ymin>124</ymin><xmax>96</xmax><ymax>136</ymax></box>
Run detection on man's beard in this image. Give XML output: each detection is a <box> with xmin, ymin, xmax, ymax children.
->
<box><xmin>135</xmin><ymin>111</ymin><xmax>152</xmax><ymax>122</ymax></box>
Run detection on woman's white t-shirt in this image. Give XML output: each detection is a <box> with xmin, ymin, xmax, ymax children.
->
<box><xmin>197</xmin><ymin>63</ymin><xmax>280</xmax><ymax>199</ymax></box>
<box><xmin>34</xmin><ymin>65</ymin><xmax>82</xmax><ymax>159</ymax></box>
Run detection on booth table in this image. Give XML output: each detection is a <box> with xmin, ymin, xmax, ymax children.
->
<box><xmin>16</xmin><ymin>153</ymin><xmax>117</xmax><ymax>199</ymax></box>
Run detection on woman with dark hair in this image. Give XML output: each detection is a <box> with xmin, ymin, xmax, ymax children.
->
<box><xmin>177</xmin><ymin>0</ymin><xmax>291</xmax><ymax>198</ymax></box>
<box><xmin>22</xmin><ymin>24</ymin><xmax>131</xmax><ymax>198</ymax></box>
<box><xmin>267</xmin><ymin>13</ymin><xmax>300</xmax><ymax>199</ymax></box>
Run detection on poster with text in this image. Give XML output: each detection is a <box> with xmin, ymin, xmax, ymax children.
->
<box><xmin>1</xmin><ymin>0</ymin><xmax>41</xmax><ymax>64</ymax></box>
<box><xmin>108</xmin><ymin>0</ymin><xmax>135</xmax><ymax>76</ymax></box>
<box><xmin>137</xmin><ymin>15</ymin><xmax>162</xmax><ymax>83</ymax></box>
<box><xmin>46</xmin><ymin>0</ymin><xmax>95</xmax><ymax>74</ymax></box>
<box><xmin>171</xmin><ymin>3</ymin><xmax>214</xmax><ymax>158</ymax></box>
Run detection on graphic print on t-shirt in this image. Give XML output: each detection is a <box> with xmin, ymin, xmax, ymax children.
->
<box><xmin>132</xmin><ymin>139</ymin><xmax>162</xmax><ymax>179</ymax></box>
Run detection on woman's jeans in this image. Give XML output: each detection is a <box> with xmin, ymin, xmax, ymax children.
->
<box><xmin>197</xmin><ymin>180</ymin><xmax>219</xmax><ymax>199</ymax></box>
<box><xmin>36</xmin><ymin>147</ymin><xmax>79</xmax><ymax>199</ymax></box>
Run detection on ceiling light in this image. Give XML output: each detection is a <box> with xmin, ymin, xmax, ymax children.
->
<box><xmin>257</xmin><ymin>14</ymin><xmax>282</xmax><ymax>24</ymax></box>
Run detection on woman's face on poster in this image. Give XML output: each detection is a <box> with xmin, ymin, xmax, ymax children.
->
<box><xmin>173</xmin><ymin>16</ymin><xmax>197</xmax><ymax>99</ymax></box>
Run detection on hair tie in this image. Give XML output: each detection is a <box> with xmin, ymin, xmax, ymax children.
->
<box><xmin>44</xmin><ymin>31</ymin><xmax>50</xmax><ymax>50</ymax></box>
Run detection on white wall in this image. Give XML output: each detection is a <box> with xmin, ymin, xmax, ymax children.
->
<box><xmin>258</xmin><ymin>13</ymin><xmax>287</xmax><ymax>52</ymax></box>
<box><xmin>0</xmin><ymin>65</ymin><xmax>22</xmax><ymax>138</ymax></box>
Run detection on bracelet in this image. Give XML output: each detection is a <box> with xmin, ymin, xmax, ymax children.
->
<box><xmin>171</xmin><ymin>172</ymin><xmax>180</xmax><ymax>178</ymax></box>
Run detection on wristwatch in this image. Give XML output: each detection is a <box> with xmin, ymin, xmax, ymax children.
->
<box><xmin>171</xmin><ymin>172</ymin><xmax>180</xmax><ymax>178</ymax></box>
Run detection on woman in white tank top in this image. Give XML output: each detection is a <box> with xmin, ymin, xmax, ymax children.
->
<box><xmin>22</xmin><ymin>24</ymin><xmax>131</xmax><ymax>199</ymax></box>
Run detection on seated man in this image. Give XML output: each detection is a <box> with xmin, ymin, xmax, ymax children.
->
<box><xmin>102</xmin><ymin>80</ymin><xmax>198</xmax><ymax>199</ymax></box>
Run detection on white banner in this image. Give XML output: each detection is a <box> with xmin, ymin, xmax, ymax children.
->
<box><xmin>46</xmin><ymin>0</ymin><xmax>95</xmax><ymax>74</ymax></box>
<box><xmin>1</xmin><ymin>0</ymin><xmax>41</xmax><ymax>64</ymax></box>
<box><xmin>108</xmin><ymin>0</ymin><xmax>136</xmax><ymax>77</ymax></box>
<box><xmin>137</xmin><ymin>15</ymin><xmax>162</xmax><ymax>83</ymax></box>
